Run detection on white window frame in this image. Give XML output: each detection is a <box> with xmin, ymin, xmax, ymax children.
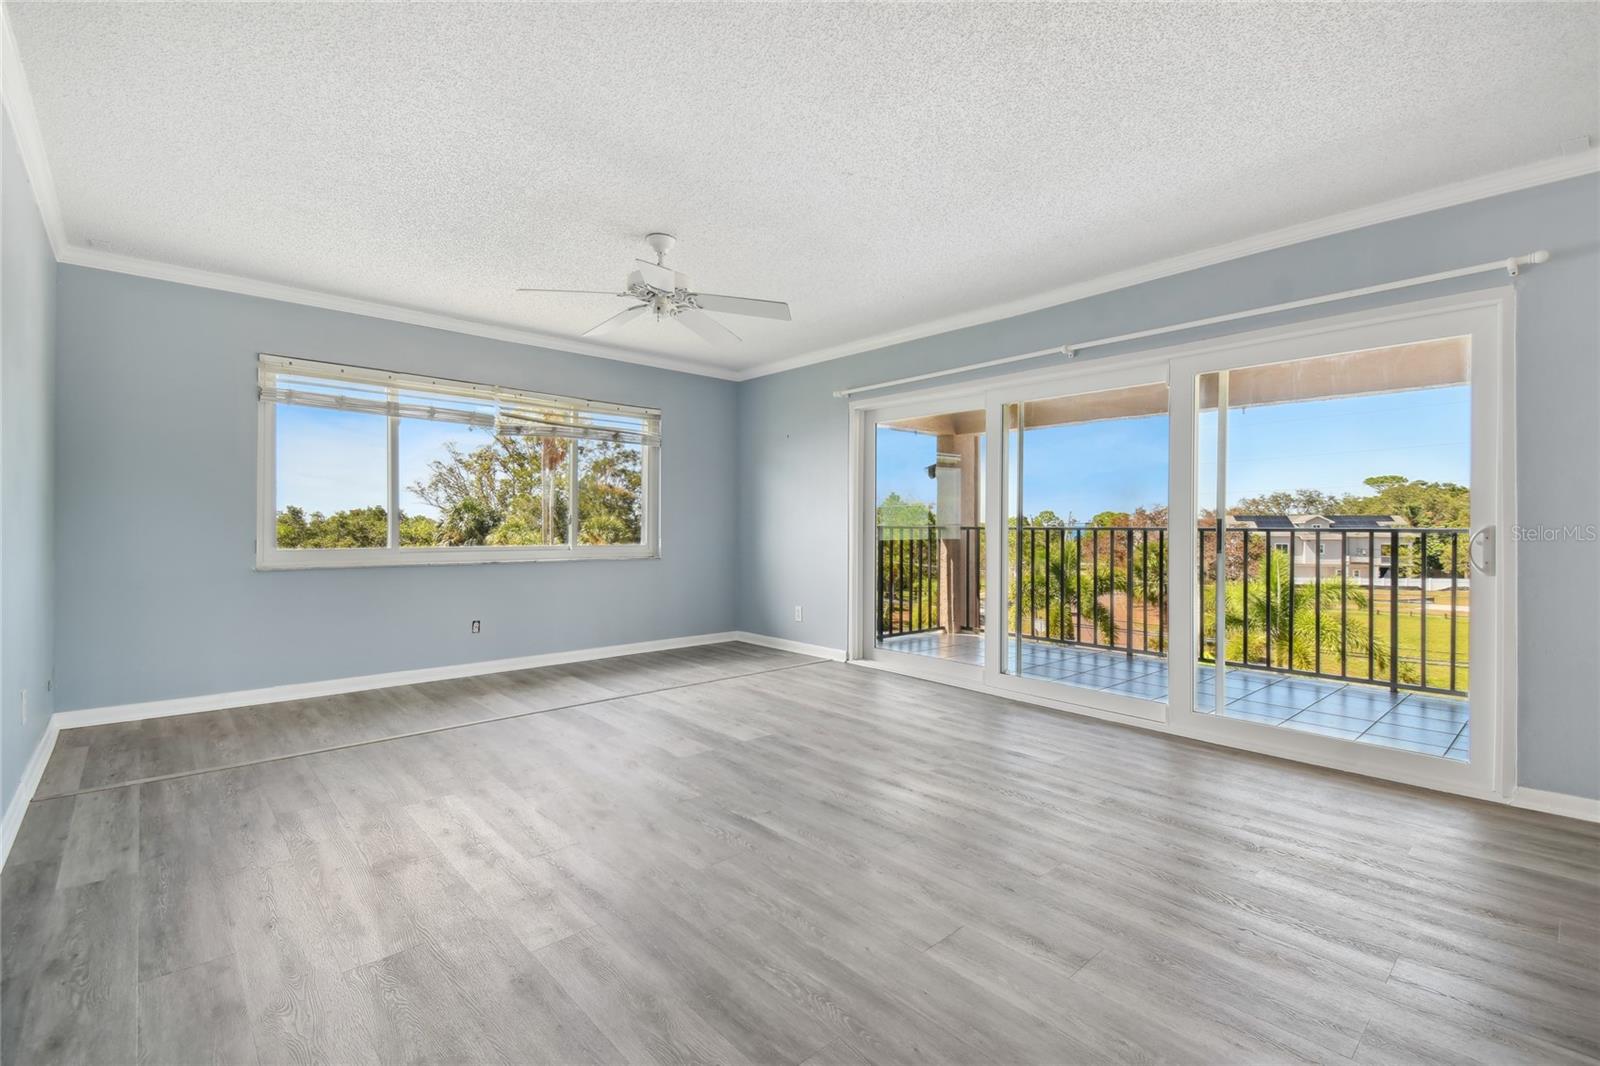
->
<box><xmin>256</xmin><ymin>354</ymin><xmax>661</xmax><ymax>569</ymax></box>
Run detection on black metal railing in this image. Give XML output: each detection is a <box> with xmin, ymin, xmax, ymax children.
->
<box><xmin>1199</xmin><ymin>525</ymin><xmax>1468</xmax><ymax>696</ymax></box>
<box><xmin>1011</xmin><ymin>525</ymin><xmax>1168</xmax><ymax>657</ymax></box>
<box><xmin>876</xmin><ymin>524</ymin><xmax>984</xmax><ymax>639</ymax></box>
<box><xmin>878</xmin><ymin>521</ymin><xmax>1469</xmax><ymax>698</ymax></box>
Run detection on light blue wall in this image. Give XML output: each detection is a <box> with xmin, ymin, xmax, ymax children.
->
<box><xmin>1</xmin><ymin>111</ymin><xmax>57</xmax><ymax>810</ymax></box>
<box><xmin>52</xmin><ymin>266</ymin><xmax>739</xmax><ymax>711</ymax></box>
<box><xmin>737</xmin><ymin>175</ymin><xmax>1600</xmax><ymax>799</ymax></box>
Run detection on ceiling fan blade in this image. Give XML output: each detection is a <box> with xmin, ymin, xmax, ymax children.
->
<box><xmin>515</xmin><ymin>288</ymin><xmax>626</xmax><ymax>295</ymax></box>
<box><xmin>582</xmin><ymin>304</ymin><xmax>649</xmax><ymax>337</ymax></box>
<box><xmin>675</xmin><ymin>308</ymin><xmax>741</xmax><ymax>345</ymax></box>
<box><xmin>690</xmin><ymin>293</ymin><xmax>792</xmax><ymax>321</ymax></box>
<box><xmin>632</xmin><ymin>259</ymin><xmax>679</xmax><ymax>292</ymax></box>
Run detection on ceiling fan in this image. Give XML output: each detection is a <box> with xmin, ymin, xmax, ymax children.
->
<box><xmin>516</xmin><ymin>233</ymin><xmax>792</xmax><ymax>345</ymax></box>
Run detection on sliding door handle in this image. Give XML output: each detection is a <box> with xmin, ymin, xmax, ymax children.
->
<box><xmin>1468</xmin><ymin>526</ymin><xmax>1494</xmax><ymax>576</ymax></box>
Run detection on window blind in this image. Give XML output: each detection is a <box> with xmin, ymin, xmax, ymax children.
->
<box><xmin>257</xmin><ymin>354</ymin><xmax>662</xmax><ymax>447</ymax></box>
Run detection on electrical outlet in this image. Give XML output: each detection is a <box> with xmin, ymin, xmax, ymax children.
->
<box><xmin>793</xmin><ymin>605</ymin><xmax>803</xmax><ymax>622</ymax></box>
<box><xmin>470</xmin><ymin>620</ymin><xmax>481</xmax><ymax>634</ymax></box>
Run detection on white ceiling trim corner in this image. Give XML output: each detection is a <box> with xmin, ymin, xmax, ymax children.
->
<box><xmin>740</xmin><ymin>147</ymin><xmax>1600</xmax><ymax>382</ymax></box>
<box><xmin>53</xmin><ymin>243</ymin><xmax>743</xmax><ymax>381</ymax></box>
<box><xmin>1</xmin><ymin>5</ymin><xmax>65</xmax><ymax>257</ymax></box>
<box><xmin>32</xmin><ymin>145</ymin><xmax>1596</xmax><ymax>387</ymax></box>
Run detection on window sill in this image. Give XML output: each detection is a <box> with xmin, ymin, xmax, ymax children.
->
<box><xmin>255</xmin><ymin>545</ymin><xmax>659</xmax><ymax>570</ymax></box>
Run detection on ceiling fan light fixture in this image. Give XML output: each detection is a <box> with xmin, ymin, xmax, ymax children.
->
<box><xmin>516</xmin><ymin>235</ymin><xmax>791</xmax><ymax>345</ymax></box>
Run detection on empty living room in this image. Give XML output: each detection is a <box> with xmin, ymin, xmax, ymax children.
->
<box><xmin>3</xmin><ymin>3</ymin><xmax>1598</xmax><ymax>1064</ymax></box>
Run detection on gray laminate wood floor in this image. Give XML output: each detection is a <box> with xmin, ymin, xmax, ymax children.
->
<box><xmin>4</xmin><ymin>641</ymin><xmax>1597</xmax><ymax>1065</ymax></box>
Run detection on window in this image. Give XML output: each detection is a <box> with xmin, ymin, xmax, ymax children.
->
<box><xmin>258</xmin><ymin>355</ymin><xmax>660</xmax><ymax>568</ymax></box>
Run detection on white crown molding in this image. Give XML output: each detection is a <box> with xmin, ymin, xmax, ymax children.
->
<box><xmin>55</xmin><ymin>244</ymin><xmax>742</xmax><ymax>381</ymax></box>
<box><xmin>6</xmin><ymin>1</ymin><xmax>1595</xmax><ymax>387</ymax></box>
<box><xmin>0</xmin><ymin>5</ymin><xmax>66</xmax><ymax>257</ymax></box>
<box><xmin>737</xmin><ymin>148</ymin><xmax>1600</xmax><ymax>382</ymax></box>
<box><xmin>70</xmin><ymin>148</ymin><xmax>1591</xmax><ymax>387</ymax></box>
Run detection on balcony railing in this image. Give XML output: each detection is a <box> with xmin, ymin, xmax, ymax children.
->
<box><xmin>876</xmin><ymin>524</ymin><xmax>984</xmax><ymax>639</ymax></box>
<box><xmin>877</xmin><ymin>522</ymin><xmax>1469</xmax><ymax>697</ymax></box>
<box><xmin>1014</xmin><ymin>525</ymin><xmax>1168</xmax><ymax>656</ymax></box>
<box><xmin>1199</xmin><ymin>525</ymin><xmax>1469</xmax><ymax>696</ymax></box>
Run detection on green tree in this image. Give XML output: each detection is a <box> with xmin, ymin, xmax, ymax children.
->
<box><xmin>399</xmin><ymin>513</ymin><xmax>440</xmax><ymax>546</ymax></box>
<box><xmin>577</xmin><ymin>441</ymin><xmax>644</xmax><ymax>544</ymax></box>
<box><xmin>1207</xmin><ymin>566</ymin><xmax>1402</xmax><ymax>682</ymax></box>
<box><xmin>439</xmin><ymin>498</ymin><xmax>501</xmax><ymax>546</ymax></box>
<box><xmin>276</xmin><ymin>505</ymin><xmax>310</xmax><ymax>547</ymax></box>
<box><xmin>1342</xmin><ymin>473</ymin><xmax>1469</xmax><ymax>528</ymax></box>
<box><xmin>876</xmin><ymin>492</ymin><xmax>933</xmax><ymax>528</ymax></box>
<box><xmin>274</xmin><ymin>504</ymin><xmax>387</xmax><ymax>548</ymax></box>
<box><xmin>1231</xmin><ymin>488</ymin><xmax>1346</xmax><ymax>515</ymax></box>
<box><xmin>1010</xmin><ymin>521</ymin><xmax>1119</xmax><ymax>645</ymax></box>
<box><xmin>408</xmin><ymin>435</ymin><xmax>571</xmax><ymax>546</ymax></box>
<box><xmin>276</xmin><ymin>431</ymin><xmax>652</xmax><ymax>550</ymax></box>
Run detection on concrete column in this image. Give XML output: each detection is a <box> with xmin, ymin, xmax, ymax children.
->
<box><xmin>938</xmin><ymin>433</ymin><xmax>982</xmax><ymax>632</ymax></box>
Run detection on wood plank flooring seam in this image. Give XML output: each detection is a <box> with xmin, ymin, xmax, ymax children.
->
<box><xmin>8</xmin><ymin>645</ymin><xmax>1596</xmax><ymax>1066</ymax></box>
<box><xmin>32</xmin><ymin>657</ymin><xmax>830</xmax><ymax>805</ymax></box>
<box><xmin>919</xmin><ymin>924</ymin><xmax>964</xmax><ymax>954</ymax></box>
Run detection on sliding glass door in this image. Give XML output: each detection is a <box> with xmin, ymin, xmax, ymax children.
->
<box><xmin>1169</xmin><ymin>296</ymin><xmax>1505</xmax><ymax>792</ymax></box>
<box><xmin>986</xmin><ymin>367</ymin><xmax>1170</xmax><ymax>721</ymax></box>
<box><xmin>864</xmin><ymin>397</ymin><xmax>986</xmax><ymax>681</ymax></box>
<box><xmin>855</xmin><ymin>294</ymin><xmax>1506</xmax><ymax>793</ymax></box>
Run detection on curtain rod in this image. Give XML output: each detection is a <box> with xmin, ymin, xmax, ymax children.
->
<box><xmin>833</xmin><ymin>250</ymin><xmax>1548</xmax><ymax>399</ymax></box>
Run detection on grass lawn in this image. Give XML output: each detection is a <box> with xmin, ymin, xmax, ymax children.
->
<box><xmin>1199</xmin><ymin>581</ymin><xmax>1471</xmax><ymax>694</ymax></box>
<box><xmin>895</xmin><ymin>571</ymin><xmax>1474</xmax><ymax>695</ymax></box>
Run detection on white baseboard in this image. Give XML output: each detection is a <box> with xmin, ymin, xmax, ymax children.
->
<box><xmin>8</xmin><ymin>628</ymin><xmax>1591</xmax><ymax>871</ymax></box>
<box><xmin>50</xmin><ymin>630</ymin><xmax>746</xmax><ymax>731</ymax></box>
<box><xmin>1509</xmin><ymin>786</ymin><xmax>1600</xmax><ymax>823</ymax></box>
<box><xmin>4</xmin><ymin>629</ymin><xmax>776</xmax><ymax>868</ymax></box>
<box><xmin>731</xmin><ymin>631</ymin><xmax>846</xmax><ymax>662</ymax></box>
<box><xmin>1</xmin><ymin>722</ymin><xmax>60</xmax><ymax>867</ymax></box>
<box><xmin>846</xmin><ymin>654</ymin><xmax>1600</xmax><ymax>826</ymax></box>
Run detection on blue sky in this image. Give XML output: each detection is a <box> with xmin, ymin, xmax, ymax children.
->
<box><xmin>276</xmin><ymin>406</ymin><xmax>483</xmax><ymax>518</ymax></box>
<box><xmin>877</xmin><ymin>385</ymin><xmax>1469</xmax><ymax>520</ymax></box>
<box><xmin>283</xmin><ymin>382</ymin><xmax>1470</xmax><ymax>521</ymax></box>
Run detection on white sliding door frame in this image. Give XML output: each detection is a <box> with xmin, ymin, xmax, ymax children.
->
<box><xmin>983</xmin><ymin>361</ymin><xmax>1173</xmax><ymax>724</ymax></box>
<box><xmin>846</xmin><ymin>288</ymin><xmax>1517</xmax><ymax>803</ymax></box>
<box><xmin>851</xmin><ymin>390</ymin><xmax>990</xmax><ymax>689</ymax></box>
<box><xmin>1163</xmin><ymin>290</ymin><xmax>1514</xmax><ymax>798</ymax></box>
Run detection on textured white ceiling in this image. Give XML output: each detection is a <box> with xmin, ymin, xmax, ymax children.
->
<box><xmin>8</xmin><ymin>2</ymin><xmax>1597</xmax><ymax>375</ymax></box>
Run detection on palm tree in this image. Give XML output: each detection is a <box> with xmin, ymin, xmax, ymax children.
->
<box><xmin>1013</xmin><ymin>530</ymin><xmax>1118</xmax><ymax>645</ymax></box>
<box><xmin>1216</xmin><ymin>565</ymin><xmax>1412</xmax><ymax>684</ymax></box>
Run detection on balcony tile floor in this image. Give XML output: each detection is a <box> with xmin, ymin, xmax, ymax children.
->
<box><xmin>878</xmin><ymin>631</ymin><xmax>1469</xmax><ymax>762</ymax></box>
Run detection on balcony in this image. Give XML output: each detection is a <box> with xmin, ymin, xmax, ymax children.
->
<box><xmin>876</xmin><ymin>522</ymin><xmax>1471</xmax><ymax>762</ymax></box>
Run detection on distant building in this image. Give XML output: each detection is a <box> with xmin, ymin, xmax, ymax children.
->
<box><xmin>1227</xmin><ymin>514</ymin><xmax>1406</xmax><ymax>581</ymax></box>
